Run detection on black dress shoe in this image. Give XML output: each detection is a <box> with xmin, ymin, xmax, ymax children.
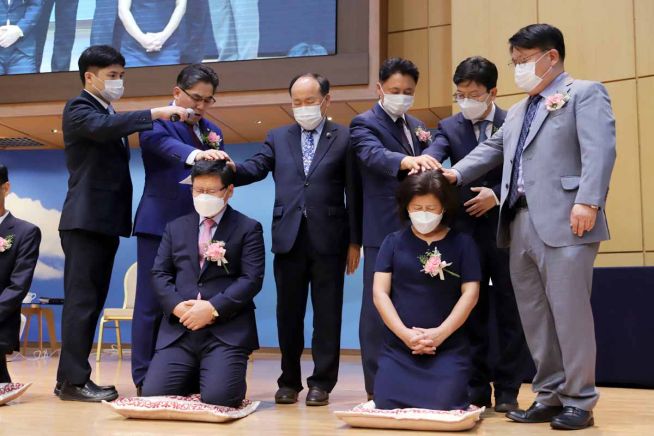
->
<box><xmin>275</xmin><ymin>387</ymin><xmax>298</xmax><ymax>404</ymax></box>
<box><xmin>506</xmin><ymin>402</ymin><xmax>563</xmax><ymax>423</ymax></box>
<box><xmin>551</xmin><ymin>407</ymin><xmax>594</xmax><ymax>430</ymax></box>
<box><xmin>305</xmin><ymin>387</ymin><xmax>329</xmax><ymax>406</ymax></box>
<box><xmin>54</xmin><ymin>380</ymin><xmax>116</xmax><ymax>397</ymax></box>
<box><xmin>58</xmin><ymin>380</ymin><xmax>119</xmax><ymax>402</ymax></box>
<box><xmin>470</xmin><ymin>397</ymin><xmax>492</xmax><ymax>408</ymax></box>
<box><xmin>495</xmin><ymin>402</ymin><xmax>519</xmax><ymax>413</ymax></box>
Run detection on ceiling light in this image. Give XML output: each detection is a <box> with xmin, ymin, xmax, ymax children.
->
<box><xmin>327</xmin><ymin>116</ymin><xmax>333</xmax><ymax>121</ymax></box>
<box><xmin>51</xmin><ymin>128</ymin><xmax>59</xmax><ymax>133</ymax></box>
<box><xmin>256</xmin><ymin>120</ymin><xmax>262</xmax><ymax>125</ymax></box>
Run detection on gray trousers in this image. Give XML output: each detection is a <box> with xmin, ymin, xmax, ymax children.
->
<box><xmin>509</xmin><ymin>209</ymin><xmax>599</xmax><ymax>411</ymax></box>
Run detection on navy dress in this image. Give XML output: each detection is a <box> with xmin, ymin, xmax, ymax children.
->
<box><xmin>373</xmin><ymin>227</ymin><xmax>481</xmax><ymax>410</ymax></box>
<box><xmin>120</xmin><ymin>0</ymin><xmax>182</xmax><ymax>67</ymax></box>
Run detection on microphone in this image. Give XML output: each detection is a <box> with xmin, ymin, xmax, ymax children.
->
<box><xmin>170</xmin><ymin>108</ymin><xmax>196</xmax><ymax>122</ymax></box>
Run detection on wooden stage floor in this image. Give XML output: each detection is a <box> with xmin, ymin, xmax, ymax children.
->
<box><xmin>3</xmin><ymin>351</ymin><xmax>653</xmax><ymax>435</ymax></box>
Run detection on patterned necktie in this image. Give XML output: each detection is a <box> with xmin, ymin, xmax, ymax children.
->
<box><xmin>507</xmin><ymin>94</ymin><xmax>543</xmax><ymax>208</ymax></box>
<box><xmin>476</xmin><ymin>120</ymin><xmax>491</xmax><ymax>144</ymax></box>
<box><xmin>198</xmin><ymin>218</ymin><xmax>215</xmax><ymax>269</ymax></box>
<box><xmin>301</xmin><ymin>129</ymin><xmax>316</xmax><ymax>175</ymax></box>
<box><xmin>395</xmin><ymin>117</ymin><xmax>414</xmax><ymax>155</ymax></box>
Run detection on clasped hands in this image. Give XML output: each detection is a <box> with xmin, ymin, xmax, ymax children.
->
<box><xmin>140</xmin><ymin>32</ymin><xmax>167</xmax><ymax>52</ymax></box>
<box><xmin>0</xmin><ymin>25</ymin><xmax>22</xmax><ymax>48</ymax></box>
<box><xmin>173</xmin><ymin>300</ymin><xmax>216</xmax><ymax>331</ymax></box>
<box><xmin>400</xmin><ymin>326</ymin><xmax>448</xmax><ymax>355</ymax></box>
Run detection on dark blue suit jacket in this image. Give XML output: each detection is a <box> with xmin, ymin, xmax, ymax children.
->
<box><xmin>59</xmin><ymin>91</ymin><xmax>153</xmax><ymax>237</ymax></box>
<box><xmin>134</xmin><ymin>118</ymin><xmax>224</xmax><ymax>237</ymax></box>
<box><xmin>423</xmin><ymin>107</ymin><xmax>507</xmax><ymax>233</ymax></box>
<box><xmin>0</xmin><ymin>213</ymin><xmax>40</xmax><ymax>352</ymax></box>
<box><xmin>152</xmin><ymin>206</ymin><xmax>265</xmax><ymax>351</ymax></box>
<box><xmin>0</xmin><ymin>0</ymin><xmax>43</xmax><ymax>57</ymax></box>
<box><xmin>234</xmin><ymin>121</ymin><xmax>362</xmax><ymax>255</ymax></box>
<box><xmin>350</xmin><ymin>103</ymin><xmax>429</xmax><ymax>248</ymax></box>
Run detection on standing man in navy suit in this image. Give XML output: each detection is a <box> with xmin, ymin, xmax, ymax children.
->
<box><xmin>132</xmin><ymin>63</ymin><xmax>225</xmax><ymax>394</ymax></box>
<box><xmin>0</xmin><ymin>163</ymin><xmax>41</xmax><ymax>384</ymax></box>
<box><xmin>350</xmin><ymin>58</ymin><xmax>440</xmax><ymax>398</ymax></box>
<box><xmin>142</xmin><ymin>160</ymin><xmax>265</xmax><ymax>407</ymax></box>
<box><xmin>0</xmin><ymin>0</ymin><xmax>44</xmax><ymax>74</ymax></box>
<box><xmin>424</xmin><ymin>56</ymin><xmax>528</xmax><ymax>413</ymax></box>
<box><xmin>231</xmin><ymin>73</ymin><xmax>362</xmax><ymax>406</ymax></box>
<box><xmin>57</xmin><ymin>45</ymin><xmax>189</xmax><ymax>402</ymax></box>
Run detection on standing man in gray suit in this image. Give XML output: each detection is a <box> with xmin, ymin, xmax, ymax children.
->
<box><xmin>442</xmin><ymin>24</ymin><xmax>615</xmax><ymax>431</ymax></box>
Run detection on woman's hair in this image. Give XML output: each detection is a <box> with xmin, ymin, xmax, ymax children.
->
<box><xmin>396</xmin><ymin>170</ymin><xmax>459</xmax><ymax>226</ymax></box>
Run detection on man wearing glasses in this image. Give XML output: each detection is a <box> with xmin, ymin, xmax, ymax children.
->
<box><xmin>132</xmin><ymin>63</ymin><xmax>227</xmax><ymax>394</ymax></box>
<box><xmin>425</xmin><ymin>56</ymin><xmax>528</xmax><ymax>413</ymax></box>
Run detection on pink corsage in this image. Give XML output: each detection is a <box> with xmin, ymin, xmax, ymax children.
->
<box><xmin>418</xmin><ymin>248</ymin><xmax>459</xmax><ymax>280</ymax></box>
<box><xmin>0</xmin><ymin>235</ymin><xmax>14</xmax><ymax>253</ymax></box>
<box><xmin>203</xmin><ymin>130</ymin><xmax>222</xmax><ymax>149</ymax></box>
<box><xmin>203</xmin><ymin>240</ymin><xmax>229</xmax><ymax>272</ymax></box>
<box><xmin>545</xmin><ymin>91</ymin><xmax>570</xmax><ymax>111</ymax></box>
<box><xmin>415</xmin><ymin>127</ymin><xmax>432</xmax><ymax>143</ymax></box>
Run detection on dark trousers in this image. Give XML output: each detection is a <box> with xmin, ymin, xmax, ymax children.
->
<box><xmin>0</xmin><ymin>354</ymin><xmax>10</xmax><ymax>383</ymax></box>
<box><xmin>131</xmin><ymin>234</ymin><xmax>163</xmax><ymax>387</ymax></box>
<box><xmin>359</xmin><ymin>246</ymin><xmax>384</xmax><ymax>395</ymax></box>
<box><xmin>141</xmin><ymin>329</ymin><xmax>249</xmax><ymax>408</ymax></box>
<box><xmin>465</xmin><ymin>219</ymin><xmax>529</xmax><ymax>403</ymax></box>
<box><xmin>274</xmin><ymin>218</ymin><xmax>346</xmax><ymax>393</ymax></box>
<box><xmin>0</xmin><ymin>49</ymin><xmax>36</xmax><ymax>74</ymax></box>
<box><xmin>57</xmin><ymin>229</ymin><xmax>119</xmax><ymax>385</ymax></box>
<box><xmin>34</xmin><ymin>0</ymin><xmax>80</xmax><ymax>72</ymax></box>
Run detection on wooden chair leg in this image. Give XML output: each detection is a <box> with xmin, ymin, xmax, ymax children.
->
<box><xmin>96</xmin><ymin>316</ymin><xmax>105</xmax><ymax>362</ymax></box>
<box><xmin>23</xmin><ymin>314</ymin><xmax>32</xmax><ymax>355</ymax></box>
<box><xmin>44</xmin><ymin>309</ymin><xmax>57</xmax><ymax>350</ymax></box>
<box><xmin>114</xmin><ymin>320</ymin><xmax>122</xmax><ymax>360</ymax></box>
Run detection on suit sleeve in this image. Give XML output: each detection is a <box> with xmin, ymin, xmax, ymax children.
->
<box><xmin>140</xmin><ymin>121</ymin><xmax>198</xmax><ymax>165</ymax></box>
<box><xmin>0</xmin><ymin>226</ymin><xmax>41</xmax><ymax>320</ymax></box>
<box><xmin>151</xmin><ymin>224</ymin><xmax>185</xmax><ymax>315</ymax></box>
<box><xmin>233</xmin><ymin>131</ymin><xmax>275</xmax><ymax>187</ymax></box>
<box><xmin>209</xmin><ymin>222</ymin><xmax>265</xmax><ymax>318</ymax></box>
<box><xmin>15</xmin><ymin>0</ymin><xmax>43</xmax><ymax>36</ymax></box>
<box><xmin>452</xmin><ymin>127</ymin><xmax>505</xmax><ymax>186</ymax></box>
<box><xmin>574</xmin><ymin>82</ymin><xmax>616</xmax><ymax>208</ymax></box>
<box><xmin>345</xmin><ymin>139</ymin><xmax>363</xmax><ymax>246</ymax></box>
<box><xmin>422</xmin><ymin>125</ymin><xmax>451</xmax><ymax>163</ymax></box>
<box><xmin>350</xmin><ymin>115</ymin><xmax>405</xmax><ymax>178</ymax></box>
<box><xmin>66</xmin><ymin>99</ymin><xmax>153</xmax><ymax>141</ymax></box>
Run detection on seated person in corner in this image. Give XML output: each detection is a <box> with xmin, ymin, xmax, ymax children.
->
<box><xmin>141</xmin><ymin>160</ymin><xmax>265</xmax><ymax>407</ymax></box>
<box><xmin>372</xmin><ymin>171</ymin><xmax>481</xmax><ymax>410</ymax></box>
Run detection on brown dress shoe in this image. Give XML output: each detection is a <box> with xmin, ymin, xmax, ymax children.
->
<box><xmin>275</xmin><ymin>387</ymin><xmax>299</xmax><ymax>404</ymax></box>
<box><xmin>305</xmin><ymin>387</ymin><xmax>329</xmax><ymax>406</ymax></box>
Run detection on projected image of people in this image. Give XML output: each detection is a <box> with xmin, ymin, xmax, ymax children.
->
<box><xmin>0</xmin><ymin>0</ymin><xmax>337</xmax><ymax>75</ymax></box>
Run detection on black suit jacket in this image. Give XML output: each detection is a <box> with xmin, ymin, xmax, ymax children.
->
<box><xmin>152</xmin><ymin>206</ymin><xmax>265</xmax><ymax>351</ymax></box>
<box><xmin>424</xmin><ymin>107</ymin><xmax>507</xmax><ymax>234</ymax></box>
<box><xmin>59</xmin><ymin>91</ymin><xmax>153</xmax><ymax>237</ymax></box>
<box><xmin>0</xmin><ymin>213</ymin><xmax>41</xmax><ymax>352</ymax></box>
<box><xmin>234</xmin><ymin>120</ymin><xmax>362</xmax><ymax>255</ymax></box>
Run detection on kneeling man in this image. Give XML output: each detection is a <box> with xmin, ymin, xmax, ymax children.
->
<box><xmin>142</xmin><ymin>160</ymin><xmax>265</xmax><ymax>407</ymax></box>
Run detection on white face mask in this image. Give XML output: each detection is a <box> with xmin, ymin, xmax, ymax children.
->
<box><xmin>381</xmin><ymin>92</ymin><xmax>414</xmax><ymax>117</ymax></box>
<box><xmin>409</xmin><ymin>211</ymin><xmax>443</xmax><ymax>235</ymax></box>
<box><xmin>193</xmin><ymin>193</ymin><xmax>225</xmax><ymax>218</ymax></box>
<box><xmin>457</xmin><ymin>95</ymin><xmax>490</xmax><ymax>121</ymax></box>
<box><xmin>293</xmin><ymin>100</ymin><xmax>324</xmax><ymax>131</ymax></box>
<box><xmin>94</xmin><ymin>76</ymin><xmax>124</xmax><ymax>102</ymax></box>
<box><xmin>513</xmin><ymin>51</ymin><xmax>551</xmax><ymax>93</ymax></box>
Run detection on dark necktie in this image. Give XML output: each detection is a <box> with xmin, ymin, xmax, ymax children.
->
<box><xmin>507</xmin><ymin>94</ymin><xmax>543</xmax><ymax>208</ymax></box>
<box><xmin>476</xmin><ymin>120</ymin><xmax>491</xmax><ymax>144</ymax></box>
<box><xmin>395</xmin><ymin>117</ymin><xmax>414</xmax><ymax>155</ymax></box>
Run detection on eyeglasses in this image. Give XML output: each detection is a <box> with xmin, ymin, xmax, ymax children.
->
<box><xmin>507</xmin><ymin>50</ymin><xmax>548</xmax><ymax>68</ymax></box>
<box><xmin>452</xmin><ymin>92</ymin><xmax>489</xmax><ymax>103</ymax></box>
<box><xmin>181</xmin><ymin>88</ymin><xmax>216</xmax><ymax>105</ymax></box>
<box><xmin>192</xmin><ymin>186</ymin><xmax>226</xmax><ymax>195</ymax></box>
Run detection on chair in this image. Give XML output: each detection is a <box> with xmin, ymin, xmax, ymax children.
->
<box><xmin>96</xmin><ymin>262</ymin><xmax>137</xmax><ymax>361</ymax></box>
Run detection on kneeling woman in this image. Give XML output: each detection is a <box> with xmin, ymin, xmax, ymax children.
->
<box><xmin>373</xmin><ymin>171</ymin><xmax>481</xmax><ymax>410</ymax></box>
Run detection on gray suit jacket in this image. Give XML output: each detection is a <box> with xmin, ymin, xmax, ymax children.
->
<box><xmin>453</xmin><ymin>74</ymin><xmax>616</xmax><ymax>248</ymax></box>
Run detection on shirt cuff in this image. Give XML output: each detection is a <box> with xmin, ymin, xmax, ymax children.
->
<box><xmin>452</xmin><ymin>169</ymin><xmax>463</xmax><ymax>186</ymax></box>
<box><xmin>15</xmin><ymin>26</ymin><xmax>24</xmax><ymax>38</ymax></box>
<box><xmin>186</xmin><ymin>149</ymin><xmax>201</xmax><ymax>165</ymax></box>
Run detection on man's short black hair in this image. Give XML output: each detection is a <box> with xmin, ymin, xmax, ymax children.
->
<box><xmin>177</xmin><ymin>64</ymin><xmax>220</xmax><ymax>93</ymax></box>
<box><xmin>191</xmin><ymin>160</ymin><xmax>235</xmax><ymax>187</ymax></box>
<box><xmin>379</xmin><ymin>57</ymin><xmax>419</xmax><ymax>84</ymax></box>
<box><xmin>509</xmin><ymin>23</ymin><xmax>566</xmax><ymax>61</ymax></box>
<box><xmin>288</xmin><ymin>73</ymin><xmax>330</xmax><ymax>97</ymax></box>
<box><xmin>0</xmin><ymin>162</ymin><xmax>7</xmax><ymax>184</ymax></box>
<box><xmin>396</xmin><ymin>170</ymin><xmax>459</xmax><ymax>226</ymax></box>
<box><xmin>78</xmin><ymin>45</ymin><xmax>125</xmax><ymax>84</ymax></box>
<box><xmin>453</xmin><ymin>56</ymin><xmax>498</xmax><ymax>91</ymax></box>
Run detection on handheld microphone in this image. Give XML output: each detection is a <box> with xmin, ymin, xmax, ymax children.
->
<box><xmin>170</xmin><ymin>108</ymin><xmax>196</xmax><ymax>122</ymax></box>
